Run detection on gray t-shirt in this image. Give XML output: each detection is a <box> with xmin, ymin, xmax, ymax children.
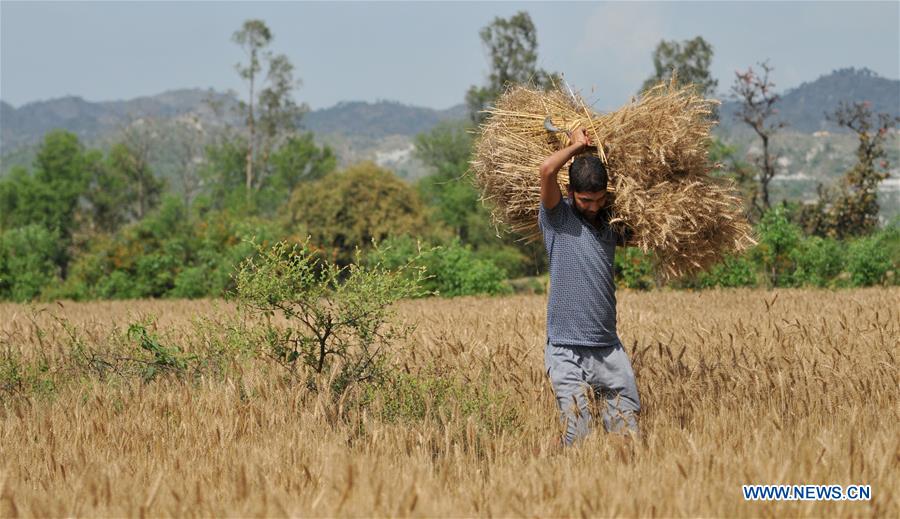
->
<box><xmin>538</xmin><ymin>198</ymin><xmax>623</xmax><ymax>347</ymax></box>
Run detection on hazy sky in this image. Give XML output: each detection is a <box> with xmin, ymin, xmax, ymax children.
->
<box><xmin>2</xmin><ymin>1</ymin><xmax>898</xmax><ymax>111</ymax></box>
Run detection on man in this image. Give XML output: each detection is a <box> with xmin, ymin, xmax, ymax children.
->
<box><xmin>538</xmin><ymin>127</ymin><xmax>641</xmax><ymax>446</ymax></box>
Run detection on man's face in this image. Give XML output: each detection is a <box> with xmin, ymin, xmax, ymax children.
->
<box><xmin>569</xmin><ymin>189</ymin><xmax>607</xmax><ymax>219</ymax></box>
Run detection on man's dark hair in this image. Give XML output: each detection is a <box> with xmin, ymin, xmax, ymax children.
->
<box><xmin>568</xmin><ymin>155</ymin><xmax>608</xmax><ymax>193</ymax></box>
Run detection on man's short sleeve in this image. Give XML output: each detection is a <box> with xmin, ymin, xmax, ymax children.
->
<box><xmin>539</xmin><ymin>200</ymin><xmax>569</xmax><ymax>231</ymax></box>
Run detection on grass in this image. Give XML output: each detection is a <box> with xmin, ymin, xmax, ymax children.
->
<box><xmin>0</xmin><ymin>289</ymin><xmax>897</xmax><ymax>516</ymax></box>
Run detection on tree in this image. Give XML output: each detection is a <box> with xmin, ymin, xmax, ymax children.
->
<box><xmin>0</xmin><ymin>225</ymin><xmax>62</xmax><ymax>301</ymax></box>
<box><xmin>32</xmin><ymin>131</ymin><xmax>91</xmax><ymax>236</ymax></box>
<box><xmin>708</xmin><ymin>137</ymin><xmax>757</xmax><ymax>215</ymax></box>
<box><xmin>233</xmin><ymin>19</ymin><xmax>272</xmax><ymax>196</ymax></box>
<box><xmin>284</xmin><ymin>162</ymin><xmax>426</xmax><ymax>266</ymax></box>
<box><xmin>265</xmin><ymin>132</ymin><xmax>336</xmax><ymax>205</ymax></box>
<box><xmin>165</xmin><ymin>115</ymin><xmax>208</xmax><ymax>208</ymax></box>
<box><xmin>799</xmin><ymin>101</ymin><xmax>899</xmax><ymax>238</ymax></box>
<box><xmin>414</xmin><ymin>121</ymin><xmax>544</xmax><ymax>277</ymax></box>
<box><xmin>731</xmin><ymin>61</ymin><xmax>785</xmax><ymax>217</ymax></box>
<box><xmin>198</xmin><ymin>136</ymin><xmax>248</xmax><ymax>211</ymax></box>
<box><xmin>256</xmin><ymin>54</ymin><xmax>306</xmax><ymax>173</ymax></box>
<box><xmin>415</xmin><ymin>121</ymin><xmax>484</xmax><ymax>241</ymax></box>
<box><xmin>0</xmin><ymin>166</ymin><xmax>33</xmax><ymax>232</ymax></box>
<box><xmin>754</xmin><ymin>206</ymin><xmax>801</xmax><ymax>287</ymax></box>
<box><xmin>107</xmin><ymin>136</ymin><xmax>165</xmax><ymax>221</ymax></box>
<box><xmin>232</xmin><ymin>19</ymin><xmax>306</xmax><ymax>198</ymax></box>
<box><xmin>82</xmin><ymin>152</ymin><xmax>131</xmax><ymax>234</ymax></box>
<box><xmin>466</xmin><ymin>11</ymin><xmax>559</xmax><ymax>124</ymax></box>
<box><xmin>641</xmin><ymin>36</ymin><xmax>718</xmax><ymax>97</ymax></box>
<box><xmin>0</xmin><ymin>131</ymin><xmax>92</xmax><ymax>276</ymax></box>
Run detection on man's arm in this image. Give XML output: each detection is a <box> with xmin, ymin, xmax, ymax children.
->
<box><xmin>539</xmin><ymin>128</ymin><xmax>591</xmax><ymax>210</ymax></box>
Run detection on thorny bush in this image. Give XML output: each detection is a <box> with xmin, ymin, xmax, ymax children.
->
<box><xmin>234</xmin><ymin>240</ymin><xmax>428</xmax><ymax>392</ymax></box>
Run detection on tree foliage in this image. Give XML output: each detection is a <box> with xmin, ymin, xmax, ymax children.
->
<box><xmin>232</xmin><ymin>19</ymin><xmax>307</xmax><ymax>196</ymax></box>
<box><xmin>413</xmin><ymin>120</ymin><xmax>541</xmax><ymax>277</ymax></box>
<box><xmin>0</xmin><ymin>225</ymin><xmax>62</xmax><ymax>302</ymax></box>
<box><xmin>731</xmin><ymin>61</ymin><xmax>785</xmax><ymax>217</ymax></box>
<box><xmin>285</xmin><ymin>162</ymin><xmax>426</xmax><ymax>266</ymax></box>
<box><xmin>641</xmin><ymin>36</ymin><xmax>718</xmax><ymax>97</ymax></box>
<box><xmin>799</xmin><ymin>101</ymin><xmax>899</xmax><ymax>238</ymax></box>
<box><xmin>265</xmin><ymin>132</ymin><xmax>336</xmax><ymax>205</ymax></box>
<box><xmin>235</xmin><ymin>240</ymin><xmax>427</xmax><ymax>390</ymax></box>
<box><xmin>466</xmin><ymin>11</ymin><xmax>559</xmax><ymax>124</ymax></box>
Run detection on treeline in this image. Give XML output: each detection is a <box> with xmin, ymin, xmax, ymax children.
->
<box><xmin>0</xmin><ymin>123</ymin><xmax>536</xmax><ymax>301</ymax></box>
<box><xmin>615</xmin><ymin>208</ymin><xmax>898</xmax><ymax>290</ymax></box>
<box><xmin>1</xmin><ymin>14</ymin><xmax>898</xmax><ymax>302</ymax></box>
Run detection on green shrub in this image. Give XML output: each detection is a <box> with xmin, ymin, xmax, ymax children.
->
<box><xmin>286</xmin><ymin>162</ymin><xmax>426</xmax><ymax>266</ymax></box>
<box><xmin>0</xmin><ymin>225</ymin><xmax>62</xmax><ymax>301</ymax></box>
<box><xmin>97</xmin><ymin>271</ymin><xmax>142</xmax><ymax>299</ymax></box>
<box><xmin>790</xmin><ymin>236</ymin><xmax>844</xmax><ymax>287</ymax></box>
<box><xmin>474</xmin><ymin>245</ymin><xmax>529</xmax><ymax>280</ymax></box>
<box><xmin>128</xmin><ymin>321</ymin><xmax>196</xmax><ymax>381</ymax></box>
<box><xmin>421</xmin><ymin>240</ymin><xmax>511</xmax><ymax>297</ymax></box>
<box><xmin>507</xmin><ymin>276</ymin><xmax>547</xmax><ymax>295</ymax></box>
<box><xmin>614</xmin><ymin>247</ymin><xmax>655</xmax><ymax>290</ymax></box>
<box><xmin>701</xmin><ymin>254</ymin><xmax>758</xmax><ymax>288</ymax></box>
<box><xmin>673</xmin><ymin>253</ymin><xmax>758</xmax><ymax>289</ymax></box>
<box><xmin>0</xmin><ymin>348</ymin><xmax>55</xmax><ymax>398</ymax></box>
<box><xmin>59</xmin><ymin>197</ymin><xmax>287</xmax><ymax>300</ymax></box>
<box><xmin>753</xmin><ymin>207</ymin><xmax>802</xmax><ymax>287</ymax></box>
<box><xmin>846</xmin><ymin>234</ymin><xmax>892</xmax><ymax>286</ymax></box>
<box><xmin>235</xmin><ymin>240</ymin><xmax>427</xmax><ymax>392</ymax></box>
<box><xmin>170</xmin><ymin>266</ymin><xmax>210</xmax><ymax>299</ymax></box>
<box><xmin>369</xmin><ymin>236</ymin><xmax>511</xmax><ymax>297</ymax></box>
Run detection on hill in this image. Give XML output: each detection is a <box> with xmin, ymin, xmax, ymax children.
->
<box><xmin>716</xmin><ymin>67</ymin><xmax>899</xmax><ymax>134</ymax></box>
<box><xmin>1</xmin><ymin>68</ymin><xmax>898</xmax><ymax>217</ymax></box>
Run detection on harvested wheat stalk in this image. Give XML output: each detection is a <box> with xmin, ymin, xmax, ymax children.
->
<box><xmin>470</xmin><ymin>80</ymin><xmax>756</xmax><ymax>281</ymax></box>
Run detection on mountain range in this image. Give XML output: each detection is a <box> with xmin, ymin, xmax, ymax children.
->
<box><xmin>2</xmin><ymin>67</ymin><xmax>898</xmax><ymax>217</ymax></box>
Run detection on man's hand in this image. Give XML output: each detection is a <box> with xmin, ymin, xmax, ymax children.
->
<box><xmin>568</xmin><ymin>127</ymin><xmax>592</xmax><ymax>149</ymax></box>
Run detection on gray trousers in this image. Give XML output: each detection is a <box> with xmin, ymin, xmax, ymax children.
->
<box><xmin>544</xmin><ymin>340</ymin><xmax>641</xmax><ymax>445</ymax></box>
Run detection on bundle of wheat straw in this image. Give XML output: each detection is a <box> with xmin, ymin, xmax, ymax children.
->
<box><xmin>470</xmin><ymin>80</ymin><xmax>756</xmax><ymax>280</ymax></box>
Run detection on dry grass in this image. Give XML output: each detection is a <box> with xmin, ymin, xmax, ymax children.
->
<box><xmin>1</xmin><ymin>289</ymin><xmax>898</xmax><ymax>517</ymax></box>
<box><xmin>470</xmin><ymin>83</ymin><xmax>755</xmax><ymax>280</ymax></box>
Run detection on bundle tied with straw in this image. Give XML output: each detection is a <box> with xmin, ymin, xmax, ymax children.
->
<box><xmin>470</xmin><ymin>80</ymin><xmax>756</xmax><ymax>281</ymax></box>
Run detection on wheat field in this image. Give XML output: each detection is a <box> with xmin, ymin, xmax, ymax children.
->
<box><xmin>1</xmin><ymin>288</ymin><xmax>898</xmax><ymax>517</ymax></box>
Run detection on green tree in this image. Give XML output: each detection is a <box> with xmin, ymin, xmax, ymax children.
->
<box><xmin>256</xmin><ymin>54</ymin><xmax>306</xmax><ymax>172</ymax></box>
<box><xmin>0</xmin><ymin>132</ymin><xmax>94</xmax><ymax>275</ymax></box>
<box><xmin>753</xmin><ymin>206</ymin><xmax>801</xmax><ymax>287</ymax></box>
<box><xmin>30</xmin><ymin>130</ymin><xmax>91</xmax><ymax>238</ymax></box>
<box><xmin>415</xmin><ymin>121</ymin><xmax>484</xmax><ymax>241</ymax></box>
<box><xmin>264</xmin><ymin>132</ymin><xmax>336</xmax><ymax>206</ymax></box>
<box><xmin>466</xmin><ymin>11</ymin><xmax>560</xmax><ymax>124</ymax></box>
<box><xmin>233</xmin><ymin>19</ymin><xmax>306</xmax><ymax>198</ymax></box>
<box><xmin>198</xmin><ymin>136</ymin><xmax>248</xmax><ymax>212</ymax></box>
<box><xmin>233</xmin><ymin>19</ymin><xmax>272</xmax><ymax>195</ymax></box>
<box><xmin>285</xmin><ymin>162</ymin><xmax>426</xmax><ymax>266</ymax></box>
<box><xmin>0</xmin><ymin>225</ymin><xmax>62</xmax><ymax>301</ymax></box>
<box><xmin>800</xmin><ymin>101</ymin><xmax>899</xmax><ymax>238</ymax></box>
<box><xmin>82</xmin><ymin>153</ymin><xmax>131</xmax><ymax>234</ymax></box>
<box><xmin>641</xmin><ymin>37</ymin><xmax>718</xmax><ymax>97</ymax></box>
<box><xmin>414</xmin><ymin>121</ymin><xmax>539</xmax><ymax>276</ymax></box>
<box><xmin>0</xmin><ymin>166</ymin><xmax>33</xmax><ymax>231</ymax></box>
<box><xmin>106</xmin><ymin>141</ymin><xmax>165</xmax><ymax>221</ymax></box>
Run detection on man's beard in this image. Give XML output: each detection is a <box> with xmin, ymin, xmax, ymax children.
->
<box><xmin>576</xmin><ymin>208</ymin><xmax>600</xmax><ymax>225</ymax></box>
